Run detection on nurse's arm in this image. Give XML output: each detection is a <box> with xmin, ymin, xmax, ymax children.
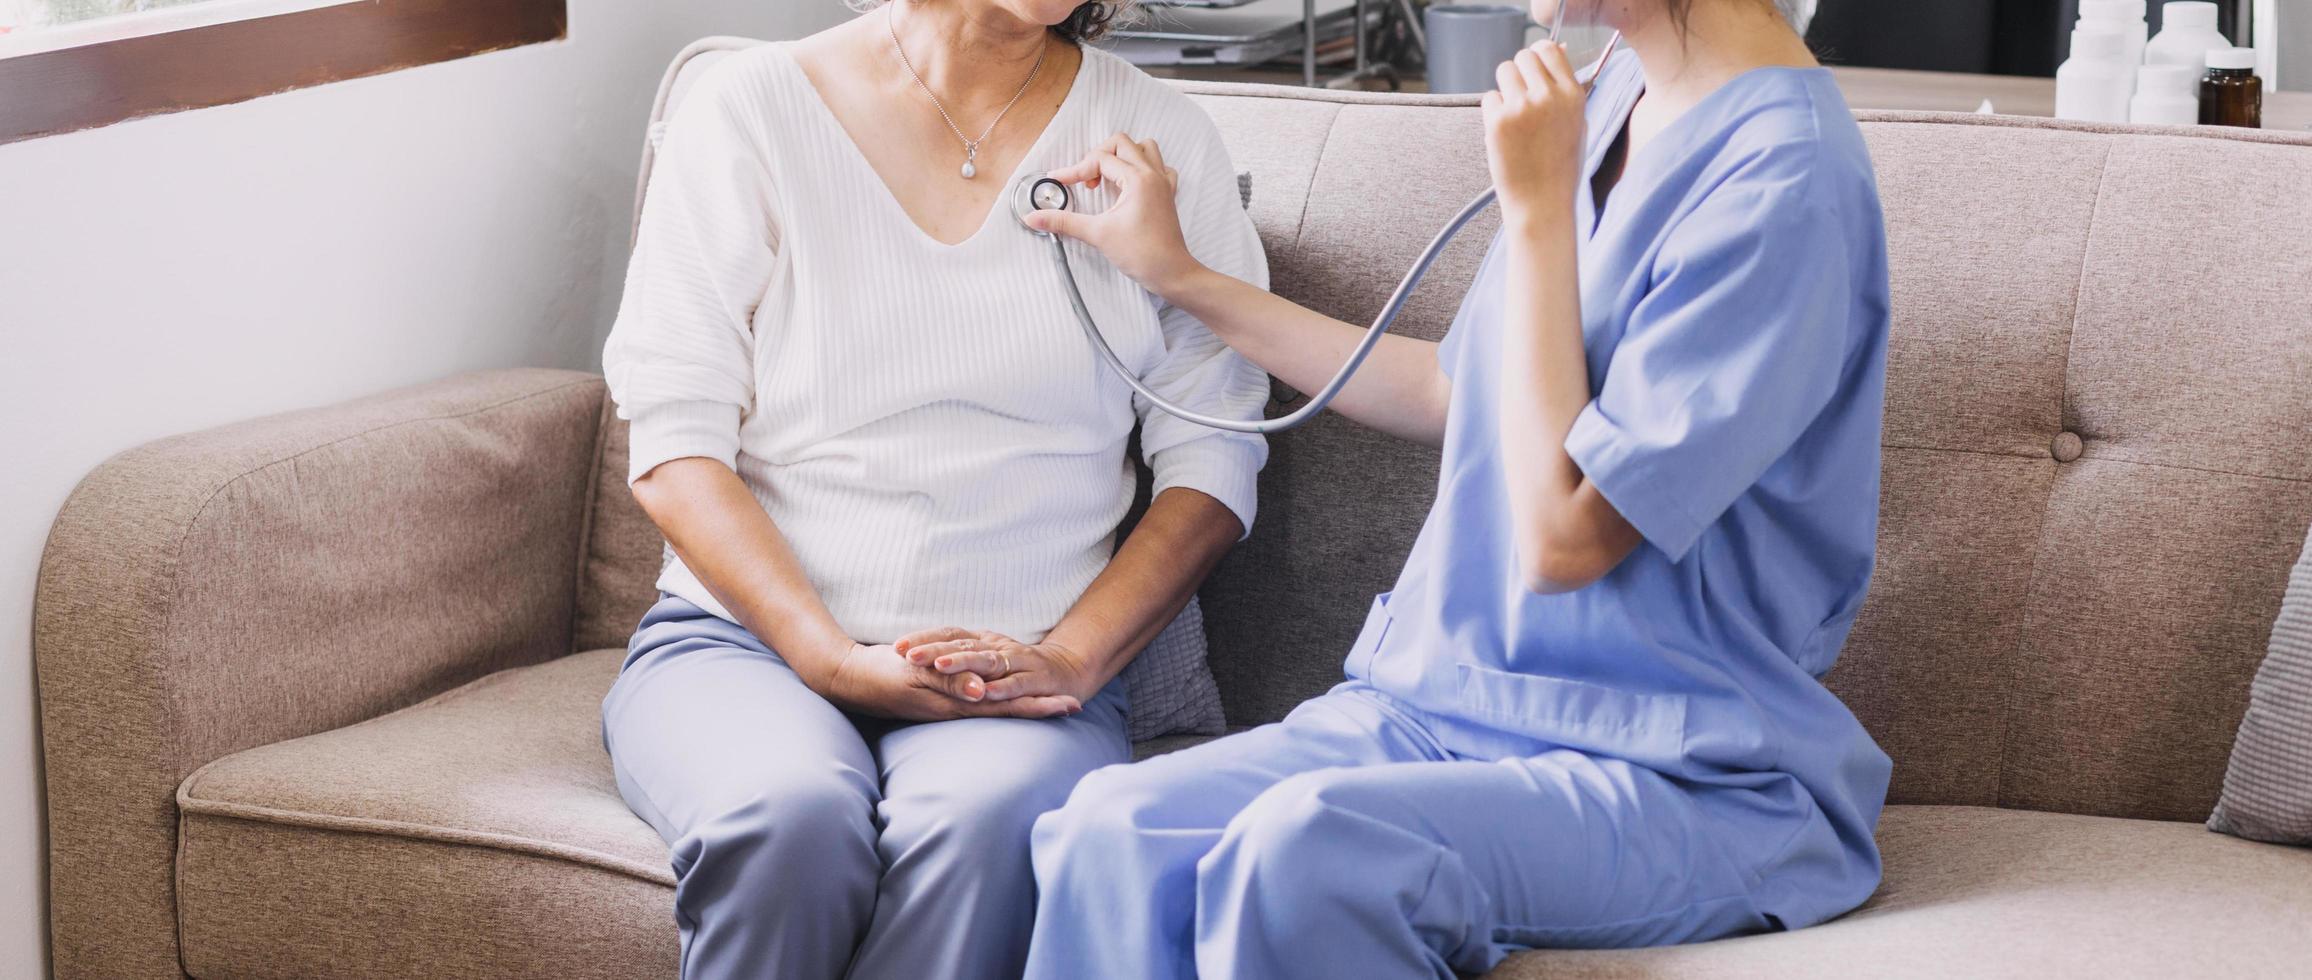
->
<box><xmin>1165</xmin><ymin>268</ymin><xmax>1452</xmax><ymax>447</ymax></box>
<box><xmin>1033</xmin><ymin>137</ymin><xmax>1453</xmax><ymax>447</ymax></box>
<box><xmin>1488</xmin><ymin>47</ymin><xmax>1644</xmax><ymax>594</ymax></box>
<box><xmin>1493</xmin><ymin>206</ymin><xmax>1643</xmax><ymax>594</ymax></box>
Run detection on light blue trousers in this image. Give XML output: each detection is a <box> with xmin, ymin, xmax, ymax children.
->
<box><xmin>1026</xmin><ymin>683</ymin><xmax>1823</xmax><ymax>980</ymax></box>
<box><xmin>603</xmin><ymin>596</ymin><xmax>1130</xmax><ymax>980</ymax></box>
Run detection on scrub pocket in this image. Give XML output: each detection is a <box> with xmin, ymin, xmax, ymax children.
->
<box><xmin>1453</xmin><ymin>664</ymin><xmax>1689</xmax><ymax>765</ymax></box>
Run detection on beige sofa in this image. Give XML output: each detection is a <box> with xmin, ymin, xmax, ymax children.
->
<box><xmin>36</xmin><ymin>38</ymin><xmax>2312</xmax><ymax>980</ymax></box>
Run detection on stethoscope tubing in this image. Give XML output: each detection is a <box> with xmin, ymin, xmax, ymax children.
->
<box><xmin>1048</xmin><ymin>31</ymin><xmax>1619</xmax><ymax>435</ymax></box>
<box><xmin>1046</xmin><ymin>188</ymin><xmax>1498</xmax><ymax>434</ymax></box>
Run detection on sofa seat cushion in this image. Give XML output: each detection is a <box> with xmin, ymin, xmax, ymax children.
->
<box><xmin>1496</xmin><ymin>805</ymin><xmax>2312</xmax><ymax>978</ymax></box>
<box><xmin>175</xmin><ymin>649</ymin><xmax>676</xmax><ymax>980</ymax></box>
<box><xmin>177</xmin><ymin>652</ymin><xmax>2312</xmax><ymax>979</ymax></box>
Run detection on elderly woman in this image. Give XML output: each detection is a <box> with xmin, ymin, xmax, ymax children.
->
<box><xmin>596</xmin><ymin>0</ymin><xmax>1265</xmax><ymax>977</ymax></box>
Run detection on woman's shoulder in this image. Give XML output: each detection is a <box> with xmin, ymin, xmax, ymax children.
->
<box><xmin>667</xmin><ymin>42</ymin><xmax>813</xmax><ymax>136</ymax></box>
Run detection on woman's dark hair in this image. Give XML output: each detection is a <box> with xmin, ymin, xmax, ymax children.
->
<box><xmin>1051</xmin><ymin>1</ymin><xmax>1138</xmax><ymax>44</ymax></box>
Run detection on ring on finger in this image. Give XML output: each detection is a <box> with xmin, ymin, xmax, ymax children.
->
<box><xmin>1001</xmin><ymin>651</ymin><xmax>1013</xmax><ymax>675</ymax></box>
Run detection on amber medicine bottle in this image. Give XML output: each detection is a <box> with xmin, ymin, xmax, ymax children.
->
<box><xmin>2201</xmin><ymin>48</ymin><xmax>2263</xmax><ymax>128</ymax></box>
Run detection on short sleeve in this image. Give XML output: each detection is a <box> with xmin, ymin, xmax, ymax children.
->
<box><xmin>1564</xmin><ymin>181</ymin><xmax>1855</xmax><ymax>562</ymax></box>
<box><xmin>601</xmin><ymin>61</ymin><xmax>780</xmax><ymax>484</ymax></box>
<box><xmin>1135</xmin><ymin>106</ymin><xmax>1272</xmax><ymax>537</ymax></box>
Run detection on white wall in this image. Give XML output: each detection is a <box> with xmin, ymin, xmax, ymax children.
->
<box><xmin>0</xmin><ymin>1</ymin><xmax>848</xmax><ymax>974</ymax></box>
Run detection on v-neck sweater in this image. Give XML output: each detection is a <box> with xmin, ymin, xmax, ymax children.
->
<box><xmin>602</xmin><ymin>41</ymin><xmax>1269</xmax><ymax>643</ymax></box>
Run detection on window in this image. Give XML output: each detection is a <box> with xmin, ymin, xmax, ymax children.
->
<box><xmin>0</xmin><ymin>0</ymin><xmax>567</xmax><ymax>145</ymax></box>
<box><xmin>2</xmin><ymin>2</ymin><xmax>365</xmax><ymax>50</ymax></box>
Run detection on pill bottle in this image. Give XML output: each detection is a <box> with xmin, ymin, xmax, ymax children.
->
<box><xmin>2200</xmin><ymin>47</ymin><xmax>2263</xmax><ymax>128</ymax></box>
<box><xmin>2058</xmin><ymin>24</ymin><xmax>2136</xmax><ymax>123</ymax></box>
<box><xmin>2130</xmin><ymin>64</ymin><xmax>2202</xmax><ymax>124</ymax></box>
<box><xmin>2146</xmin><ymin>2</ymin><xmax>2230</xmax><ymax>75</ymax></box>
<box><xmin>2079</xmin><ymin>0</ymin><xmax>2151</xmax><ymax>95</ymax></box>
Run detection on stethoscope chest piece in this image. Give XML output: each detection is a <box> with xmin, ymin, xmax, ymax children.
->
<box><xmin>1016</xmin><ymin>174</ymin><xmax>1071</xmax><ymax>236</ymax></box>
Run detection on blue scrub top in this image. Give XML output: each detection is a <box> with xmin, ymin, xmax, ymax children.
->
<box><xmin>1348</xmin><ymin>51</ymin><xmax>1894</xmax><ymax>916</ymax></box>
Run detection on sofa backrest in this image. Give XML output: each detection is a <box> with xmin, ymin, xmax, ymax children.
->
<box><xmin>582</xmin><ymin>38</ymin><xmax>2312</xmax><ymax>823</ymax></box>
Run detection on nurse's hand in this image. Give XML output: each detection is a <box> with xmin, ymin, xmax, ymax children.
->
<box><xmin>1024</xmin><ymin>134</ymin><xmax>1203</xmax><ymax>297</ymax></box>
<box><xmin>895</xmin><ymin>627</ymin><xmax>1096</xmax><ymax>706</ymax></box>
<box><xmin>821</xmin><ymin>640</ymin><xmax>1084</xmax><ymax>721</ymax></box>
<box><xmin>1483</xmin><ymin>42</ymin><xmax>1588</xmax><ymax>220</ymax></box>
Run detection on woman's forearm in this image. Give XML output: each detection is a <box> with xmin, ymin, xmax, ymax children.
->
<box><xmin>1164</xmin><ymin>266</ymin><xmax>1454</xmax><ymax>447</ymax></box>
<box><xmin>1041</xmin><ymin>487</ymin><xmax>1243</xmax><ymax>689</ymax></box>
<box><xmin>631</xmin><ymin>457</ymin><xmax>853</xmax><ymax>683</ymax></box>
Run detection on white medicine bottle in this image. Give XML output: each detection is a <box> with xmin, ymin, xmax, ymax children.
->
<box><xmin>2146</xmin><ymin>2</ymin><xmax>2231</xmax><ymax>75</ymax></box>
<box><xmin>2079</xmin><ymin>0</ymin><xmax>2151</xmax><ymax>95</ymax></box>
<box><xmin>2057</xmin><ymin>24</ymin><xmax>2135</xmax><ymax>123</ymax></box>
<box><xmin>2130</xmin><ymin>64</ymin><xmax>2202</xmax><ymax>124</ymax></box>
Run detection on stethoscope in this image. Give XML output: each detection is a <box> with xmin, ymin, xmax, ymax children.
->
<box><xmin>1017</xmin><ymin>22</ymin><xmax>1622</xmax><ymax>435</ymax></box>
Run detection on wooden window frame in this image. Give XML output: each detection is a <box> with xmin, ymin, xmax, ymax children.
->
<box><xmin>0</xmin><ymin>0</ymin><xmax>567</xmax><ymax>146</ymax></box>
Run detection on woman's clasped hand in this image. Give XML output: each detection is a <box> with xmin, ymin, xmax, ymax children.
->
<box><xmin>815</xmin><ymin>628</ymin><xmax>1094</xmax><ymax>721</ymax></box>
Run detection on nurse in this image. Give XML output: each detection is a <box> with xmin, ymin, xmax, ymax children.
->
<box><xmin>1016</xmin><ymin>0</ymin><xmax>1892</xmax><ymax>975</ymax></box>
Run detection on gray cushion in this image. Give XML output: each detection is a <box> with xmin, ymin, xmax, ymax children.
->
<box><xmin>1121</xmin><ymin>596</ymin><xmax>1226</xmax><ymax>740</ymax></box>
<box><xmin>177</xmin><ymin>651</ymin><xmax>2312</xmax><ymax>979</ymax></box>
<box><xmin>2210</xmin><ymin>523</ymin><xmax>2312</xmax><ymax>844</ymax></box>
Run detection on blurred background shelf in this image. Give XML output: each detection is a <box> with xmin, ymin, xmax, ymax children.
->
<box><xmin>1108</xmin><ymin>0</ymin><xmax>2306</xmax><ymax>121</ymax></box>
<box><xmin>1109</xmin><ymin>0</ymin><xmax>1405</xmax><ymax>87</ymax></box>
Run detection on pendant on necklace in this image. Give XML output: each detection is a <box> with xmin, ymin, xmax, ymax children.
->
<box><xmin>961</xmin><ymin>143</ymin><xmax>978</xmax><ymax>180</ymax></box>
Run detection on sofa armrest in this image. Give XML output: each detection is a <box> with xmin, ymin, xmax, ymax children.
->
<box><xmin>34</xmin><ymin>368</ymin><xmax>608</xmax><ymax>980</ymax></box>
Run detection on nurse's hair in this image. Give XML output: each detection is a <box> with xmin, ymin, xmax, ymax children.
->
<box><xmin>848</xmin><ymin>0</ymin><xmax>1141</xmax><ymax>44</ymax></box>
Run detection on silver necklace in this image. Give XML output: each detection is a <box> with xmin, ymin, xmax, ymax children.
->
<box><xmin>887</xmin><ymin>4</ymin><xmax>1048</xmax><ymax>179</ymax></box>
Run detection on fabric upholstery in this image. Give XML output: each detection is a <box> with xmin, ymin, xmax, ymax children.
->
<box><xmin>572</xmin><ymin>391</ymin><xmax>662</xmax><ymax>654</ymax></box>
<box><xmin>177</xmin><ymin>650</ymin><xmax>676</xmax><ymax>979</ymax></box>
<box><xmin>176</xmin><ymin>819</ymin><xmax>675</xmax><ymax>980</ymax></box>
<box><xmin>35</xmin><ymin>368</ymin><xmax>607</xmax><ymax>980</ymax></box>
<box><xmin>173</xmin><ymin>644</ymin><xmax>2312</xmax><ymax>979</ymax></box>
<box><xmin>1992</xmin><ymin>130</ymin><xmax>2312</xmax><ymax>819</ymax></box>
<box><xmin>2211</xmin><ymin>523</ymin><xmax>2312</xmax><ymax>843</ymax></box>
<box><xmin>1493</xmin><ymin>805</ymin><xmax>2312</xmax><ymax>978</ymax></box>
<box><xmin>179</xmin><ymin>650</ymin><xmax>670</xmax><ymax>884</ymax></box>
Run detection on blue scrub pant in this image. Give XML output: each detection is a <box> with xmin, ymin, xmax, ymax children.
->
<box><xmin>603</xmin><ymin>596</ymin><xmax>1130</xmax><ymax>980</ymax></box>
<box><xmin>1025</xmin><ymin>683</ymin><xmax>1805</xmax><ymax>980</ymax></box>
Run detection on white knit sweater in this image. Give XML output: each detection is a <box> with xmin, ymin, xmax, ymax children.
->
<box><xmin>602</xmin><ymin>42</ymin><xmax>1269</xmax><ymax>644</ymax></box>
